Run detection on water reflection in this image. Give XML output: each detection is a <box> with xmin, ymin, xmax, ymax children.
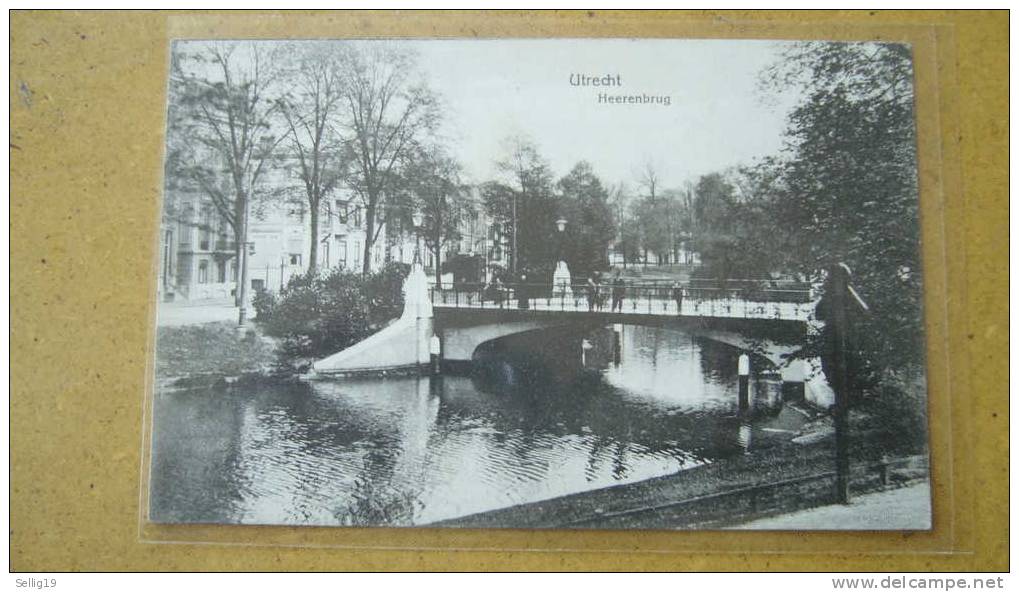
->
<box><xmin>150</xmin><ymin>324</ymin><xmax>798</xmax><ymax>526</ymax></box>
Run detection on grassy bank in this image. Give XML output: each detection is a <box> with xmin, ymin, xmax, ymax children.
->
<box><xmin>154</xmin><ymin>321</ymin><xmax>279</xmax><ymax>381</ymax></box>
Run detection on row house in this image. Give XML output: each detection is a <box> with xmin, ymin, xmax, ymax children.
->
<box><xmin>158</xmin><ymin>189</ymin><xmax>238</xmax><ymax>303</ymax></box>
<box><xmin>158</xmin><ymin>183</ymin><xmax>507</xmax><ymax>302</ymax></box>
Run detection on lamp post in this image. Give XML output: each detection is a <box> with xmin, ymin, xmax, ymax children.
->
<box><xmin>411</xmin><ymin>210</ymin><xmax>424</xmax><ymax>269</ymax></box>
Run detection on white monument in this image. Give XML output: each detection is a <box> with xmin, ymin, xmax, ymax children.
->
<box><xmin>552</xmin><ymin>260</ymin><xmax>573</xmax><ymax>300</ymax></box>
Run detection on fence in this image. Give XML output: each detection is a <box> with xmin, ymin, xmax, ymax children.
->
<box><xmin>430</xmin><ymin>281</ymin><xmax>814</xmax><ymax>321</ymax></box>
<box><xmin>250</xmin><ymin>263</ymin><xmax>307</xmax><ymax>293</ymax></box>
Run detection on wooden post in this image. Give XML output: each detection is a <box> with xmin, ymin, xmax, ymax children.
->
<box><xmin>429</xmin><ymin>334</ymin><xmax>441</xmax><ymax>376</ymax></box>
<box><xmin>830</xmin><ymin>264</ymin><xmax>851</xmax><ymax>505</ymax></box>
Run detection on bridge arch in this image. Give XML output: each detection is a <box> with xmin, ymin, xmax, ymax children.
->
<box><xmin>434</xmin><ymin>309</ymin><xmax>833</xmax><ymax>408</ymax></box>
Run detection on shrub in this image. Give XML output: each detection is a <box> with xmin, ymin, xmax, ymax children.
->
<box><xmin>258</xmin><ymin>264</ymin><xmax>416</xmax><ymax>363</ymax></box>
<box><xmin>251</xmin><ymin>286</ymin><xmax>277</xmax><ymax>321</ymax></box>
<box><xmin>262</xmin><ymin>269</ymin><xmax>372</xmax><ymax>361</ymax></box>
<box><xmin>362</xmin><ymin>261</ymin><xmax>409</xmax><ymax>325</ymax></box>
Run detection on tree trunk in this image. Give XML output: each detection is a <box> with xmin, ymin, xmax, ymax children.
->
<box><xmin>433</xmin><ymin>243</ymin><xmax>442</xmax><ymax>286</ymax></box>
<box><xmin>233</xmin><ymin>197</ymin><xmax>245</xmax><ymax>307</ymax></box>
<box><xmin>233</xmin><ymin>230</ymin><xmax>244</xmax><ymax>306</ymax></box>
<box><xmin>308</xmin><ymin>199</ymin><xmax>319</xmax><ymax>275</ymax></box>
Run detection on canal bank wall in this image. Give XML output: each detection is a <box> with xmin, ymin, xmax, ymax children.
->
<box><xmin>433</xmin><ymin>444</ymin><xmax>928</xmax><ymax>530</ymax></box>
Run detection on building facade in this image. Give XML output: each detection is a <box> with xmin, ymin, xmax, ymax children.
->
<box><xmin>157</xmin><ymin>184</ymin><xmax>505</xmax><ymax>302</ymax></box>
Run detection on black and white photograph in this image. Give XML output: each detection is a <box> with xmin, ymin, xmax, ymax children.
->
<box><xmin>148</xmin><ymin>38</ymin><xmax>930</xmax><ymax>530</ymax></box>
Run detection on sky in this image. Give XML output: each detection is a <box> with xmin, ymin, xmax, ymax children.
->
<box><xmin>174</xmin><ymin>38</ymin><xmax>805</xmax><ymax>193</ymax></box>
<box><xmin>400</xmin><ymin>39</ymin><xmax>804</xmax><ymax>190</ymax></box>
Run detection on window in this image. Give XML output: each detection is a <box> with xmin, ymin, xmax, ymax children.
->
<box><xmin>198</xmin><ymin>260</ymin><xmax>209</xmax><ymax>284</ymax></box>
<box><xmin>289</xmin><ymin>254</ymin><xmax>302</xmax><ymax>266</ymax></box>
<box><xmin>251</xmin><ymin>278</ymin><xmax>265</xmax><ymax>292</ymax></box>
<box><xmin>353</xmin><ymin>206</ymin><xmax>362</xmax><ymax>228</ymax></box>
<box><xmin>353</xmin><ymin>241</ymin><xmax>361</xmax><ymax>266</ymax></box>
<box><xmin>338</xmin><ymin>239</ymin><xmax>348</xmax><ymax>268</ymax></box>
<box><xmin>200</xmin><ymin>207</ymin><xmax>212</xmax><ymax>250</ymax></box>
<box><xmin>179</xmin><ymin>203</ymin><xmax>194</xmax><ymax>247</ymax></box>
<box><xmin>217</xmin><ymin>260</ymin><xmax>226</xmax><ymax>283</ymax></box>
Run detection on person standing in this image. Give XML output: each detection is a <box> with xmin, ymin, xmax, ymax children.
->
<box><xmin>672</xmin><ymin>281</ymin><xmax>684</xmax><ymax>315</ymax></box>
<box><xmin>612</xmin><ymin>275</ymin><xmax>625</xmax><ymax>312</ymax></box>
<box><xmin>517</xmin><ymin>272</ymin><xmax>530</xmax><ymax>309</ymax></box>
<box><xmin>586</xmin><ymin>276</ymin><xmax>597</xmax><ymax>312</ymax></box>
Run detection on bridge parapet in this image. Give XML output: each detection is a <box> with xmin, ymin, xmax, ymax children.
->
<box><xmin>430</xmin><ymin>282</ymin><xmax>815</xmax><ymax>323</ymax></box>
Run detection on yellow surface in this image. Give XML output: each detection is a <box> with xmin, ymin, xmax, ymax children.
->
<box><xmin>10</xmin><ymin>10</ymin><xmax>1007</xmax><ymax>571</ymax></box>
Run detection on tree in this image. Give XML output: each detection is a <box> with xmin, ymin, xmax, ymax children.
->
<box><xmin>555</xmin><ymin>161</ymin><xmax>615</xmax><ymax>278</ymax></box>
<box><xmin>607</xmin><ymin>182</ymin><xmax>634</xmax><ymax>267</ymax></box>
<box><xmin>171</xmin><ymin>41</ymin><xmax>284</xmax><ymax>321</ymax></box>
<box><xmin>335</xmin><ymin>43</ymin><xmax>441</xmax><ymax>275</ymax></box>
<box><xmin>761</xmin><ymin>41</ymin><xmax>923</xmax><ymax>377</ymax></box>
<box><xmin>275</xmin><ymin>42</ymin><xmax>349</xmax><ymax>274</ymax></box>
<box><xmin>486</xmin><ymin>136</ymin><xmax>558</xmax><ymax>277</ymax></box>
<box><xmin>635</xmin><ymin>159</ymin><xmax>663</xmax><ymax>264</ymax></box>
<box><xmin>397</xmin><ymin>146</ymin><xmax>468</xmax><ymax>280</ymax></box>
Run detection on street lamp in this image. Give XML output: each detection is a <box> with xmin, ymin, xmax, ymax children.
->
<box><xmin>555</xmin><ymin>217</ymin><xmax>568</xmax><ymax>259</ymax></box>
<box><xmin>411</xmin><ymin>210</ymin><xmax>424</xmax><ymax>267</ymax></box>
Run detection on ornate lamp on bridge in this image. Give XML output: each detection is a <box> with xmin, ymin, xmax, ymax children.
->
<box><xmin>552</xmin><ymin>217</ymin><xmax>573</xmax><ymax>300</ymax></box>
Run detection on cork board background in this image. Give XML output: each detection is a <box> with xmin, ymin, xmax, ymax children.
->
<box><xmin>10</xmin><ymin>10</ymin><xmax>1007</xmax><ymax>571</ymax></box>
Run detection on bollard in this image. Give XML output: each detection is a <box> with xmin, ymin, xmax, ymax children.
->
<box><xmin>612</xmin><ymin>324</ymin><xmax>622</xmax><ymax>367</ymax></box>
<box><xmin>738</xmin><ymin>353</ymin><xmax>750</xmax><ymax>414</ymax></box>
<box><xmin>429</xmin><ymin>334</ymin><xmax>442</xmax><ymax>376</ymax></box>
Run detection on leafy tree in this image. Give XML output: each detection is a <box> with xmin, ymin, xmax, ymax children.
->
<box><xmin>689</xmin><ymin>172</ymin><xmax>740</xmax><ymax>280</ymax></box>
<box><xmin>264</xmin><ymin>269</ymin><xmax>371</xmax><ymax>362</ymax></box>
<box><xmin>396</xmin><ymin>146</ymin><xmax>468</xmax><ymax>278</ymax></box>
<box><xmin>274</xmin><ymin>42</ymin><xmax>350</xmax><ymax>274</ymax></box>
<box><xmin>335</xmin><ymin>43</ymin><xmax>441</xmax><ymax>275</ymax></box>
<box><xmin>170</xmin><ymin>41</ymin><xmax>285</xmax><ymax>313</ymax></box>
<box><xmin>485</xmin><ymin>136</ymin><xmax>558</xmax><ymax>279</ymax></box>
<box><xmin>555</xmin><ymin>162</ymin><xmax>615</xmax><ymax>278</ymax></box>
<box><xmin>761</xmin><ymin>42</ymin><xmax>923</xmax><ymax>379</ymax></box>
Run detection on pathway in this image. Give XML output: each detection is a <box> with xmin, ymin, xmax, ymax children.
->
<box><xmin>732</xmin><ymin>481</ymin><xmax>932</xmax><ymax>530</ymax></box>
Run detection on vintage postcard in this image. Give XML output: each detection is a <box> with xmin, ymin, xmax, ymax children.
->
<box><xmin>148</xmin><ymin>38</ymin><xmax>930</xmax><ymax>530</ymax></box>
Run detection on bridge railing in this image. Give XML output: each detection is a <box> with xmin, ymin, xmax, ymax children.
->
<box><xmin>429</xmin><ymin>282</ymin><xmax>813</xmax><ymax>321</ymax></box>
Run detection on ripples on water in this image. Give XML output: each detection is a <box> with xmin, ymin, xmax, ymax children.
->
<box><xmin>149</xmin><ymin>325</ymin><xmax>784</xmax><ymax>526</ymax></box>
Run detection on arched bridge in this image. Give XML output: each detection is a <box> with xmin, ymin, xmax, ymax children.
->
<box><xmin>311</xmin><ymin>269</ymin><xmax>834</xmax><ymax>407</ymax></box>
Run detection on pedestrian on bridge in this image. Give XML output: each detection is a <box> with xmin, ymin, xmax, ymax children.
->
<box><xmin>672</xmin><ymin>281</ymin><xmax>684</xmax><ymax>315</ymax></box>
<box><xmin>611</xmin><ymin>275</ymin><xmax>626</xmax><ymax>312</ymax></box>
<box><xmin>517</xmin><ymin>272</ymin><xmax>530</xmax><ymax>309</ymax></box>
<box><xmin>585</xmin><ymin>276</ymin><xmax>597</xmax><ymax>312</ymax></box>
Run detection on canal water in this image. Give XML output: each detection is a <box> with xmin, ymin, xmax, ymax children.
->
<box><xmin>149</xmin><ymin>325</ymin><xmax>795</xmax><ymax>527</ymax></box>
